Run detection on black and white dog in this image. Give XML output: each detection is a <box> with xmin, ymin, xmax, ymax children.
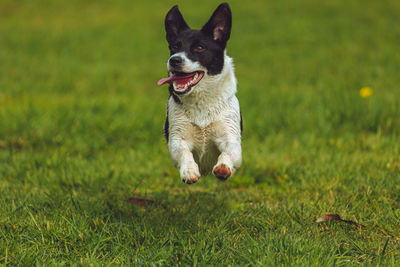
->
<box><xmin>158</xmin><ymin>3</ymin><xmax>242</xmax><ymax>184</ymax></box>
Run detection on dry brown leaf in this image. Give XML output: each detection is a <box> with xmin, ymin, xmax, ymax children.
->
<box><xmin>316</xmin><ymin>213</ymin><xmax>365</xmax><ymax>228</ymax></box>
<box><xmin>316</xmin><ymin>214</ymin><xmax>342</xmax><ymax>223</ymax></box>
<box><xmin>127</xmin><ymin>198</ymin><xmax>155</xmax><ymax>206</ymax></box>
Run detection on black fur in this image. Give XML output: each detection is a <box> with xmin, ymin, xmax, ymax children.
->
<box><xmin>165</xmin><ymin>3</ymin><xmax>232</xmax><ymax>75</ymax></box>
<box><xmin>165</xmin><ymin>5</ymin><xmax>190</xmax><ymax>43</ymax></box>
<box><xmin>240</xmin><ymin>112</ymin><xmax>243</xmax><ymax>134</ymax></box>
<box><xmin>164</xmin><ymin>94</ymin><xmax>183</xmax><ymax>142</ymax></box>
<box><xmin>168</xmin><ymin>84</ymin><xmax>182</xmax><ymax>104</ymax></box>
<box><xmin>164</xmin><ymin>113</ymin><xmax>169</xmax><ymax>142</ymax></box>
<box><xmin>164</xmin><ymin>98</ymin><xmax>170</xmax><ymax>142</ymax></box>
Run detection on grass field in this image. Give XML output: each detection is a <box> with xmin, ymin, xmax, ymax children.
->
<box><xmin>1</xmin><ymin>0</ymin><xmax>400</xmax><ymax>265</ymax></box>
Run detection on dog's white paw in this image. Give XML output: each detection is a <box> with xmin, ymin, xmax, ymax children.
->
<box><xmin>180</xmin><ymin>163</ymin><xmax>200</xmax><ymax>184</ymax></box>
<box><xmin>213</xmin><ymin>163</ymin><xmax>233</xmax><ymax>180</ymax></box>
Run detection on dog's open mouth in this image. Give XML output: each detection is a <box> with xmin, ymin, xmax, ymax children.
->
<box><xmin>157</xmin><ymin>71</ymin><xmax>204</xmax><ymax>95</ymax></box>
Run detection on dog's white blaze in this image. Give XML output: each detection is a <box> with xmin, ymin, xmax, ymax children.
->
<box><xmin>167</xmin><ymin>51</ymin><xmax>242</xmax><ymax>183</ymax></box>
<box><xmin>168</xmin><ymin>52</ymin><xmax>205</xmax><ymax>73</ymax></box>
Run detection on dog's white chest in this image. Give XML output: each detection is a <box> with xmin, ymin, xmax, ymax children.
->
<box><xmin>187</xmin><ymin>122</ymin><xmax>221</xmax><ymax>174</ymax></box>
<box><xmin>167</xmin><ymin>93</ymin><xmax>241</xmax><ymax>175</ymax></box>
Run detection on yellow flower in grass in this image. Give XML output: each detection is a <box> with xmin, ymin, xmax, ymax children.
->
<box><xmin>360</xmin><ymin>87</ymin><xmax>373</xmax><ymax>98</ymax></box>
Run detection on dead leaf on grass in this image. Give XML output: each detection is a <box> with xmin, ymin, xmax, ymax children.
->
<box><xmin>127</xmin><ymin>198</ymin><xmax>155</xmax><ymax>206</ymax></box>
<box><xmin>241</xmin><ymin>204</ymin><xmax>256</xmax><ymax>215</ymax></box>
<box><xmin>316</xmin><ymin>213</ymin><xmax>366</xmax><ymax>228</ymax></box>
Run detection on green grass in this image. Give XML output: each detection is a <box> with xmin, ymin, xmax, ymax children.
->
<box><xmin>1</xmin><ymin>0</ymin><xmax>400</xmax><ymax>265</ymax></box>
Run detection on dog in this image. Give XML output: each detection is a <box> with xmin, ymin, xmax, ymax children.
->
<box><xmin>157</xmin><ymin>3</ymin><xmax>242</xmax><ymax>184</ymax></box>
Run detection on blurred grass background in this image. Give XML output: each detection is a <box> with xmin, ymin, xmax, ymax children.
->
<box><xmin>0</xmin><ymin>0</ymin><xmax>399</xmax><ymax>265</ymax></box>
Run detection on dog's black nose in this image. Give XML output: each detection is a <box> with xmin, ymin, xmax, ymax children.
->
<box><xmin>169</xmin><ymin>56</ymin><xmax>182</xmax><ymax>67</ymax></box>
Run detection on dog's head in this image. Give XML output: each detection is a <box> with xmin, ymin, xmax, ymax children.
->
<box><xmin>157</xmin><ymin>3</ymin><xmax>232</xmax><ymax>96</ymax></box>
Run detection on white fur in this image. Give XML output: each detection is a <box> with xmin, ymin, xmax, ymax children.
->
<box><xmin>168</xmin><ymin>52</ymin><xmax>204</xmax><ymax>74</ymax></box>
<box><xmin>166</xmin><ymin>51</ymin><xmax>242</xmax><ymax>183</ymax></box>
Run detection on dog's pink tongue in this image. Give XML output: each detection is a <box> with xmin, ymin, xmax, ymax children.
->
<box><xmin>157</xmin><ymin>75</ymin><xmax>176</xmax><ymax>86</ymax></box>
<box><xmin>158</xmin><ymin>73</ymin><xmax>195</xmax><ymax>86</ymax></box>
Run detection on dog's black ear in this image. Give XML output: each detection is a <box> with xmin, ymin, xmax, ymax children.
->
<box><xmin>201</xmin><ymin>3</ymin><xmax>232</xmax><ymax>48</ymax></box>
<box><xmin>165</xmin><ymin>5</ymin><xmax>190</xmax><ymax>43</ymax></box>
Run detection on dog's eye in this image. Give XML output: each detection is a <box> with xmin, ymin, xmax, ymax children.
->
<box><xmin>170</xmin><ymin>43</ymin><xmax>181</xmax><ymax>50</ymax></box>
<box><xmin>193</xmin><ymin>45</ymin><xmax>205</xmax><ymax>53</ymax></box>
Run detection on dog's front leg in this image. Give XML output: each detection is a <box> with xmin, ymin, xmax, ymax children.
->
<box><xmin>168</xmin><ymin>139</ymin><xmax>200</xmax><ymax>184</ymax></box>
<box><xmin>213</xmin><ymin>136</ymin><xmax>242</xmax><ymax>180</ymax></box>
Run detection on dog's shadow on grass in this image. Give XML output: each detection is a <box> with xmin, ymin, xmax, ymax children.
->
<box><xmin>83</xmin><ymin>188</ymin><xmax>235</xmax><ymax>233</ymax></box>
